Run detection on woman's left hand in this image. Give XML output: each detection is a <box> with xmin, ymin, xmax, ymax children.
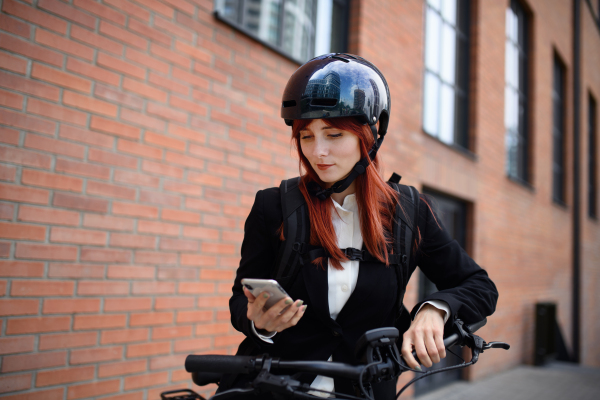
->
<box><xmin>401</xmin><ymin>304</ymin><xmax>446</xmax><ymax>369</ymax></box>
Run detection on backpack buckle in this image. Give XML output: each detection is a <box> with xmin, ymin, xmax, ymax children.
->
<box><xmin>343</xmin><ymin>247</ymin><xmax>364</xmax><ymax>261</ymax></box>
<box><xmin>401</xmin><ymin>254</ymin><xmax>408</xmax><ymax>265</ymax></box>
<box><xmin>292</xmin><ymin>242</ymin><xmax>306</xmax><ymax>254</ymax></box>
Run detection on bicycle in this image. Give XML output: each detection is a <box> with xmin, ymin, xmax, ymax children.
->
<box><xmin>160</xmin><ymin>318</ymin><xmax>509</xmax><ymax>400</ymax></box>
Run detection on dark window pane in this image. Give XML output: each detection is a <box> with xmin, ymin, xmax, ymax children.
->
<box><xmin>552</xmin><ymin>55</ymin><xmax>566</xmax><ymax>204</ymax></box>
<box><xmin>590</xmin><ymin>94</ymin><xmax>598</xmax><ymax>218</ymax></box>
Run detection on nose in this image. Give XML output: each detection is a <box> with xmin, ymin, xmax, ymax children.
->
<box><xmin>312</xmin><ymin>137</ymin><xmax>328</xmax><ymax>158</ymax></box>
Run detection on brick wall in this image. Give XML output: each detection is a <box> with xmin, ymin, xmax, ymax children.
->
<box><xmin>0</xmin><ymin>0</ymin><xmax>599</xmax><ymax>399</ymax></box>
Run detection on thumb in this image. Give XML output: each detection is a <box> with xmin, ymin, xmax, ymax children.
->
<box><xmin>243</xmin><ymin>286</ymin><xmax>256</xmax><ymax>302</ymax></box>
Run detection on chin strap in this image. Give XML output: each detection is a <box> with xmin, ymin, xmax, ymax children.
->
<box><xmin>307</xmin><ymin>125</ymin><xmax>385</xmax><ymax>200</ymax></box>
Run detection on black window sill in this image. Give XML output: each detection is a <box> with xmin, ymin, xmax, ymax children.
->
<box><xmin>213</xmin><ymin>11</ymin><xmax>302</xmax><ymax>66</ymax></box>
<box><xmin>506</xmin><ymin>174</ymin><xmax>535</xmax><ymax>192</ymax></box>
<box><xmin>422</xmin><ymin>131</ymin><xmax>478</xmax><ymax>162</ymax></box>
<box><xmin>552</xmin><ymin>198</ymin><xmax>569</xmax><ymax>211</ymax></box>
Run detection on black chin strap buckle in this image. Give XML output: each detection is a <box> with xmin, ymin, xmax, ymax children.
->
<box><xmin>342</xmin><ymin>247</ymin><xmax>365</xmax><ymax>261</ymax></box>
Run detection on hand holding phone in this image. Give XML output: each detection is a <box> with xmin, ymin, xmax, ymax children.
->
<box><xmin>241</xmin><ymin>278</ymin><xmax>289</xmax><ymax>310</ymax></box>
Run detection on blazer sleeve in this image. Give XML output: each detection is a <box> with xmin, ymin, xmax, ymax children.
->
<box><xmin>411</xmin><ymin>195</ymin><xmax>498</xmax><ymax>326</ymax></box>
<box><xmin>229</xmin><ymin>188</ymin><xmax>281</xmax><ymax>348</ymax></box>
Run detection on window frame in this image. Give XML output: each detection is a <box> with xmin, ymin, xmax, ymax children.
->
<box><xmin>552</xmin><ymin>53</ymin><xmax>567</xmax><ymax>206</ymax></box>
<box><xmin>589</xmin><ymin>92</ymin><xmax>598</xmax><ymax>219</ymax></box>
<box><xmin>213</xmin><ymin>0</ymin><xmax>350</xmax><ymax>65</ymax></box>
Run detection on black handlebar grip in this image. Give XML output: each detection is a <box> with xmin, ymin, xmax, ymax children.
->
<box><xmin>465</xmin><ymin>318</ymin><xmax>487</xmax><ymax>333</ymax></box>
<box><xmin>185</xmin><ymin>355</ymin><xmax>255</xmax><ymax>374</ymax></box>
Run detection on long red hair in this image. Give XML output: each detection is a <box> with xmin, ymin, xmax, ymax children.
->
<box><xmin>290</xmin><ymin>117</ymin><xmax>401</xmax><ymax>270</ymax></box>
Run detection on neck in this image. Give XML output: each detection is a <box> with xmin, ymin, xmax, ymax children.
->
<box><xmin>329</xmin><ymin>181</ymin><xmax>356</xmax><ymax>205</ymax></box>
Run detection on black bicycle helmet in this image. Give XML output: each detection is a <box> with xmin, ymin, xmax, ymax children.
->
<box><xmin>281</xmin><ymin>53</ymin><xmax>391</xmax><ymax>199</ymax></box>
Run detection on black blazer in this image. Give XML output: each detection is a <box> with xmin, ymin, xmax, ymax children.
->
<box><xmin>226</xmin><ymin>186</ymin><xmax>498</xmax><ymax>390</ymax></box>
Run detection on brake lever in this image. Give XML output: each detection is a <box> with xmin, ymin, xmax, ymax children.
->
<box><xmin>483</xmin><ymin>341</ymin><xmax>510</xmax><ymax>351</ymax></box>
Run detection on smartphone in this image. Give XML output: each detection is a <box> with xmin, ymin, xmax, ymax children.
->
<box><xmin>241</xmin><ymin>278</ymin><xmax>290</xmax><ymax>310</ymax></box>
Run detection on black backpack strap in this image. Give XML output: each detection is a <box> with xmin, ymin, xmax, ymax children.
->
<box><xmin>273</xmin><ymin>177</ymin><xmax>309</xmax><ymax>292</ymax></box>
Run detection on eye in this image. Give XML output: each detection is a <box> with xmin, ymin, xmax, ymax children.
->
<box><xmin>328</xmin><ymin>133</ymin><xmax>342</xmax><ymax>138</ymax></box>
<box><xmin>300</xmin><ymin>134</ymin><xmax>313</xmax><ymax>140</ymax></box>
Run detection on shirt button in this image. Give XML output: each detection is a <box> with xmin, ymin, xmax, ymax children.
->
<box><xmin>341</xmin><ymin>284</ymin><xmax>349</xmax><ymax>292</ymax></box>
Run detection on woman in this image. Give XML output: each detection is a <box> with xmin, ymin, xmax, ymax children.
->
<box><xmin>225</xmin><ymin>53</ymin><xmax>498</xmax><ymax>398</ymax></box>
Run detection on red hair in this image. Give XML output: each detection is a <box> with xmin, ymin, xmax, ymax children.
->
<box><xmin>290</xmin><ymin>117</ymin><xmax>403</xmax><ymax>270</ymax></box>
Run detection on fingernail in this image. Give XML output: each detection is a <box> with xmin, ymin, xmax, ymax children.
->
<box><xmin>263</xmin><ymin>293</ymin><xmax>269</xmax><ymax>298</ymax></box>
<box><xmin>285</xmin><ymin>299</ymin><xmax>293</xmax><ymax>305</ymax></box>
<box><xmin>414</xmin><ymin>365</ymin><xmax>422</xmax><ymax>372</ymax></box>
<box><xmin>302</xmin><ymin>305</ymin><xmax>307</xmax><ymax>311</ymax></box>
<box><xmin>296</xmin><ymin>300</ymin><xmax>304</xmax><ymax>307</ymax></box>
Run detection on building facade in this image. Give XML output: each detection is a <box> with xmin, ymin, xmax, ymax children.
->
<box><xmin>0</xmin><ymin>0</ymin><xmax>598</xmax><ymax>399</ymax></box>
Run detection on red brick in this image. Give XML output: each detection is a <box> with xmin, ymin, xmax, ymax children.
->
<box><xmin>67</xmin><ymin>379</ymin><xmax>120</xmax><ymax>400</ymax></box>
<box><xmin>95</xmin><ymin>84</ymin><xmax>144</xmax><ymax>110</ymax></box>
<box><xmin>39</xmin><ymin>332</ymin><xmax>97</xmax><ymax>351</ymax></box>
<box><xmin>88</xmin><ymin>148</ymin><xmax>137</xmax><ymax>169</ymax></box>
<box><xmin>129</xmin><ymin>18</ymin><xmax>170</xmax><ymax>45</ymax></box>
<box><xmin>161</xmin><ymin>209</ymin><xmax>200</xmax><ymax>224</ymax></box>
<box><xmin>35</xmin><ymin>29</ymin><xmax>94</xmax><ymax>61</ymax></box>
<box><xmin>2</xmin><ymin>351</ymin><xmax>66</xmax><ymax>373</ymax></box>
<box><xmin>0</xmin><ymin>299</ymin><xmax>39</xmax><ymax>316</ymax></box>
<box><xmin>127</xmin><ymin>341</ymin><xmax>170</xmax><ymax>357</ymax></box>
<box><xmin>24</xmin><ymin>134</ymin><xmax>85</xmax><ymax>159</ymax></box>
<box><xmin>31</xmin><ymin>63</ymin><xmax>91</xmax><ymax>93</ymax></box>
<box><xmin>131</xmin><ymin>281</ymin><xmax>175</xmax><ymax>295</ymax></box>
<box><xmin>70</xmin><ymin>25</ymin><xmax>122</xmax><ymax>55</ymax></box>
<box><xmin>163</xmin><ymin>181</ymin><xmax>201</xmax><ymax>196</ymax></box>
<box><xmin>196</xmin><ymin>322</ymin><xmax>230</xmax><ymax>336</ymax></box>
<box><xmin>63</xmin><ymin>91</ymin><xmax>117</xmax><ymax>117</ymax></box>
<box><xmin>0</xmin><ymin>373</ymin><xmax>31</xmax><ymax>394</ymax></box>
<box><xmin>73</xmin><ymin>0</ymin><xmax>126</xmax><ymax>25</ymax></box>
<box><xmin>0</xmin><ymin>13</ymin><xmax>30</xmax><ymax>38</ymax></box>
<box><xmin>97</xmin><ymin>53</ymin><xmax>145</xmax><ymax>80</ymax></box>
<box><xmin>36</xmin><ymin>366</ymin><xmax>94</xmax><ymax>387</ymax></box>
<box><xmin>59</xmin><ymin>125</ymin><xmax>114</xmax><ymax>149</ymax></box>
<box><xmin>193</xmin><ymin>88</ymin><xmax>228</xmax><ymax>109</ymax></box>
<box><xmin>182</xmin><ymin>226</ymin><xmax>219</xmax><ymax>240</ymax></box>
<box><xmin>27</xmin><ymin>98</ymin><xmax>87</xmax><ymax>126</ymax></box>
<box><xmin>130</xmin><ymin>311</ymin><xmax>173</xmax><ymax>326</ymax></box>
<box><xmin>22</xmin><ymin>169</ymin><xmax>83</xmax><ymax>192</ymax></box>
<box><xmin>0</xmin><ymin>127</ymin><xmax>20</xmax><ymax>146</ymax></box>
<box><xmin>175</xmin><ymin>40</ymin><xmax>210</xmax><ymax>63</ymax></box>
<box><xmin>200</xmin><ymin>34</ymin><xmax>234</xmax><ymax>57</ymax></box>
<box><xmin>82</xmin><ymin>215</ymin><xmax>131</xmax><ymax>232</ymax></box>
<box><xmin>215</xmin><ymin>333</ymin><xmax>244</xmax><ymax>347</ymax></box>
<box><xmin>187</xmin><ymin>171</ymin><xmax>223</xmax><ymax>187</ymax></box>
<box><xmin>73</xmin><ymin>314</ymin><xmax>127</xmax><ymax>330</ymax></box>
<box><xmin>39</xmin><ymin>0</ymin><xmax>95</xmax><ymax>29</ymax></box>
<box><xmin>150</xmin><ymin>43</ymin><xmax>190</xmax><ymax>68</ymax></box>
<box><xmin>43</xmin><ymin>298</ymin><xmax>100</xmax><ymax>314</ymax></box>
<box><xmin>121</xmin><ymin>108</ymin><xmax>166</xmax><ymax>131</ymax></box>
<box><xmin>134</xmin><ymin>251</ymin><xmax>177</xmax><ymax>265</ymax></box>
<box><xmin>114</xmin><ymin>170</ymin><xmax>159</xmax><ymax>188</ymax></box>
<box><xmin>0</xmin><ymin>51</ymin><xmax>28</xmax><ymax>75</ymax></box>
<box><xmin>103</xmin><ymin>0</ymin><xmax>150</xmax><ymax>22</ymax></box>
<box><xmin>139</xmin><ymin>190</ymin><xmax>180</xmax><ymax>208</ymax></box>
<box><xmin>141</xmin><ymin>0</ymin><xmax>174</xmax><ymax>18</ymax></box>
<box><xmin>77</xmin><ymin>280</ymin><xmax>129</xmax><ymax>296</ymax></box>
<box><xmin>11</xmin><ymin>280</ymin><xmax>74</xmax><ymax>297</ymax></box>
<box><xmin>159</xmin><ymin>238</ymin><xmax>198</xmax><ymax>252</ymax></box>
<box><xmin>0</xmin><ymin>336</ymin><xmax>35</xmax><ymax>355</ymax></box>
<box><xmin>87</xmin><ymin>181</ymin><xmax>136</xmax><ymax>200</ymax></box>
<box><xmin>0</xmin><ymin>110</ymin><xmax>54</xmax><ymax>138</ymax></box>
<box><xmin>169</xmin><ymin>96</ymin><xmax>207</xmax><ymax>116</ymax></box>
<box><xmin>0</xmin><ymin>203</ymin><xmax>14</xmax><ymax>219</ymax></box>
<box><xmin>0</xmin><ymin>33</ymin><xmax>62</xmax><ymax>67</ymax></box>
<box><xmin>100</xmin><ymin>328</ymin><xmax>148</xmax><ymax>345</ymax></box>
<box><xmin>179</xmin><ymin>282</ymin><xmax>215</xmax><ymax>295</ymax></box>
<box><xmin>189</xmin><ymin>143</ymin><xmax>224</xmax><ymax>162</ymax></box>
<box><xmin>154</xmin><ymin>15</ymin><xmax>193</xmax><ymax>42</ymax></box>
<box><xmin>175</xmin><ymin>310</ymin><xmax>212</xmax><ymax>324</ymax></box>
<box><xmin>194</xmin><ymin>62</ymin><xmax>227</xmax><ymax>83</ymax></box>
<box><xmin>0</xmin><ymin>388</ymin><xmax>64</xmax><ymax>400</ymax></box>
<box><xmin>15</xmin><ymin>243</ymin><xmax>77</xmax><ymax>261</ymax></box>
<box><xmin>148</xmin><ymin>73</ymin><xmax>189</xmax><ymax>96</ymax></box>
<box><xmin>0</xmin><ymin>88</ymin><xmax>23</xmax><ymax>110</ymax></box>
<box><xmin>144</xmin><ymin>131</ymin><xmax>185</xmax><ymax>152</ymax></box>
<box><xmin>141</xmin><ymin>160</ymin><xmax>183</xmax><ymax>178</ymax></box>
<box><xmin>66</xmin><ymin>58</ymin><xmax>120</xmax><ymax>86</ymax></box>
<box><xmin>98</xmin><ymin>359</ymin><xmax>146</xmax><ymax>378</ymax></box>
<box><xmin>180</xmin><ymin>253</ymin><xmax>217</xmax><ymax>267</ymax></box>
<box><xmin>163</xmin><ymin>151</ymin><xmax>205</xmax><ymax>171</ymax></box>
<box><xmin>110</xmin><ymin>234</ymin><xmax>156</xmax><ymax>249</ymax></box>
<box><xmin>118</xmin><ymin>139</ymin><xmax>162</xmax><ymax>160</ymax></box>
<box><xmin>0</xmin><ymin>221</ymin><xmax>45</xmax><ymax>241</ymax></box>
<box><xmin>113</xmin><ymin>201</ymin><xmax>158</xmax><ymax>219</ymax></box>
<box><xmin>156</xmin><ymin>266</ymin><xmax>196</xmax><ymax>280</ymax></box>
<box><xmin>154</xmin><ymin>297</ymin><xmax>195</xmax><ymax>311</ymax></box>
<box><xmin>0</xmin><ymin>70</ymin><xmax>59</xmax><ymax>102</ymax></box>
<box><xmin>123</xmin><ymin>78</ymin><xmax>167</xmax><ymax>102</ymax></box>
<box><xmin>104</xmin><ymin>297</ymin><xmax>152</xmax><ymax>312</ymax></box>
<box><xmin>149</xmin><ymin>354</ymin><xmax>186</xmax><ymax>370</ymax></box>
<box><xmin>147</xmin><ymin>102</ymin><xmax>187</xmax><ymax>123</ymax></box>
<box><xmin>80</xmin><ymin>248</ymin><xmax>131</xmax><ymax>263</ymax></box>
<box><xmin>223</xmin><ymin>205</ymin><xmax>250</xmax><ymax>218</ymax></box>
<box><xmin>172</xmin><ymin>66</ymin><xmax>209</xmax><ymax>89</ymax></box>
<box><xmin>70</xmin><ymin>346</ymin><xmax>122</xmax><ymax>364</ymax></box>
<box><xmin>56</xmin><ymin>159</ymin><xmax>110</xmax><ymax>180</ymax></box>
<box><xmin>6</xmin><ymin>316</ymin><xmax>70</xmax><ymax>334</ymax></box>
<box><xmin>200</xmin><ymin>269</ymin><xmax>235</xmax><ymax>281</ymax></box>
<box><xmin>174</xmin><ymin>337</ymin><xmax>211</xmax><ymax>353</ymax></box>
<box><xmin>99</xmin><ymin>20</ymin><xmax>147</xmax><ymax>49</ymax></box>
<box><xmin>3</xmin><ymin>0</ymin><xmax>66</xmax><ymax>33</ymax></box>
<box><xmin>184</xmin><ymin>198</ymin><xmax>220</xmax><ymax>213</ymax></box>
<box><xmin>53</xmin><ymin>192</ymin><xmax>108</xmax><ymax>213</ymax></box>
<box><xmin>137</xmin><ymin>221</ymin><xmax>178</xmax><ymax>237</ymax></box>
<box><xmin>89</xmin><ymin>116</ymin><xmax>139</xmax><ymax>140</ymax></box>
<box><xmin>48</xmin><ymin>263</ymin><xmax>104</xmax><ymax>279</ymax></box>
<box><xmin>124</xmin><ymin>371</ymin><xmax>169</xmax><ymax>391</ymax></box>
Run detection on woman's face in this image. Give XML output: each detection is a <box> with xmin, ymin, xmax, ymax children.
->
<box><xmin>299</xmin><ymin>119</ymin><xmax>361</xmax><ymax>187</ymax></box>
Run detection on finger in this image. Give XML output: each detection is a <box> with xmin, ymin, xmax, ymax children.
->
<box><xmin>264</xmin><ymin>297</ymin><xmax>293</xmax><ymax>318</ymax></box>
<box><xmin>243</xmin><ymin>286</ymin><xmax>256</xmax><ymax>302</ymax></box>
<box><xmin>414</xmin><ymin>336</ymin><xmax>432</xmax><ymax>368</ymax></box>
<box><xmin>425</xmin><ymin>333</ymin><xmax>440</xmax><ymax>364</ymax></box>
<box><xmin>278</xmin><ymin>300</ymin><xmax>304</xmax><ymax>325</ymax></box>
<box><xmin>401</xmin><ymin>337</ymin><xmax>420</xmax><ymax>370</ymax></box>
<box><xmin>257</xmin><ymin>297</ymin><xmax>292</xmax><ymax>331</ymax></box>
<box><xmin>434</xmin><ymin>332</ymin><xmax>446</xmax><ymax>360</ymax></box>
<box><xmin>253</xmin><ymin>291</ymin><xmax>271</xmax><ymax>310</ymax></box>
<box><xmin>279</xmin><ymin>303</ymin><xmax>306</xmax><ymax>331</ymax></box>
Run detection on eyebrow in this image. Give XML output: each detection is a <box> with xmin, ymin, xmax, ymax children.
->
<box><xmin>299</xmin><ymin>126</ymin><xmax>336</xmax><ymax>132</ymax></box>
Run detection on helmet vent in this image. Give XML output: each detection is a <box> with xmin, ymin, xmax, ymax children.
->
<box><xmin>311</xmin><ymin>98</ymin><xmax>338</xmax><ymax>107</ymax></box>
<box><xmin>282</xmin><ymin>100</ymin><xmax>297</xmax><ymax>108</ymax></box>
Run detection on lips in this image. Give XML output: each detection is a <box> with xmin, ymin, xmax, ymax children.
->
<box><xmin>316</xmin><ymin>164</ymin><xmax>333</xmax><ymax>170</ymax></box>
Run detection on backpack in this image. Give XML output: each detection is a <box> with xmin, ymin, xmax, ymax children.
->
<box><xmin>270</xmin><ymin>173</ymin><xmax>420</xmax><ymax>320</ymax></box>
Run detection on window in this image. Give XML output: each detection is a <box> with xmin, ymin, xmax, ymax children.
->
<box><xmin>505</xmin><ymin>0</ymin><xmax>530</xmax><ymax>182</ymax></box>
<box><xmin>214</xmin><ymin>0</ymin><xmax>349</xmax><ymax>63</ymax></box>
<box><xmin>422</xmin><ymin>0</ymin><xmax>471</xmax><ymax>148</ymax></box>
<box><xmin>589</xmin><ymin>93</ymin><xmax>597</xmax><ymax>218</ymax></box>
<box><xmin>552</xmin><ymin>55</ymin><xmax>566</xmax><ymax>205</ymax></box>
